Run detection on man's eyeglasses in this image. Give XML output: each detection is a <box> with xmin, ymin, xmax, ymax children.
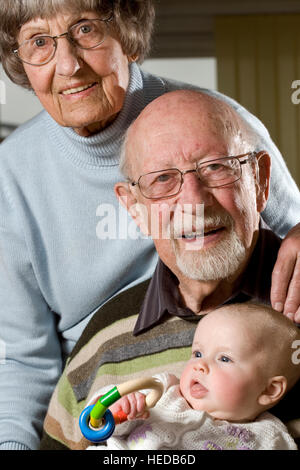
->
<box><xmin>130</xmin><ymin>152</ymin><xmax>257</xmax><ymax>200</ymax></box>
<box><xmin>13</xmin><ymin>17</ymin><xmax>113</xmax><ymax>66</ymax></box>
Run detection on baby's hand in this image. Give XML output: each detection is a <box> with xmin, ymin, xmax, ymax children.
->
<box><xmin>110</xmin><ymin>392</ymin><xmax>149</xmax><ymax>421</ymax></box>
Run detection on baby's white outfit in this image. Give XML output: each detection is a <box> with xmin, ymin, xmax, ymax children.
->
<box><xmin>88</xmin><ymin>373</ymin><xmax>297</xmax><ymax>450</ymax></box>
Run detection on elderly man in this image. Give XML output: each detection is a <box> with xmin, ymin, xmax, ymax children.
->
<box><xmin>41</xmin><ymin>91</ymin><xmax>299</xmax><ymax>450</ymax></box>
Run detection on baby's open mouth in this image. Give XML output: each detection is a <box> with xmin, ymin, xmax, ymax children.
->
<box><xmin>190</xmin><ymin>381</ymin><xmax>208</xmax><ymax>398</ymax></box>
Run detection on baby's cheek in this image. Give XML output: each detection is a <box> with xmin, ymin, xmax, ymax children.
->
<box><xmin>215</xmin><ymin>372</ymin><xmax>249</xmax><ymax>410</ymax></box>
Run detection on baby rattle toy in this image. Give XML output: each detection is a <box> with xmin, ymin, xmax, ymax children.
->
<box><xmin>79</xmin><ymin>376</ymin><xmax>164</xmax><ymax>443</ymax></box>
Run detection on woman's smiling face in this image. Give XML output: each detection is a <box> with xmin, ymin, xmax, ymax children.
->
<box><xmin>18</xmin><ymin>10</ymin><xmax>130</xmax><ymax>136</ymax></box>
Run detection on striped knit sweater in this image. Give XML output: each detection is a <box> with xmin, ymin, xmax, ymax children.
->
<box><xmin>40</xmin><ymin>276</ymin><xmax>300</xmax><ymax>450</ymax></box>
<box><xmin>41</xmin><ymin>280</ymin><xmax>199</xmax><ymax>450</ymax></box>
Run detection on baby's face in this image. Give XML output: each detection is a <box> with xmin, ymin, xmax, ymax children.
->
<box><xmin>180</xmin><ymin>311</ymin><xmax>269</xmax><ymax>421</ymax></box>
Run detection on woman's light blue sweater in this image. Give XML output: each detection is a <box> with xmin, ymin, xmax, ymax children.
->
<box><xmin>0</xmin><ymin>63</ymin><xmax>299</xmax><ymax>450</ymax></box>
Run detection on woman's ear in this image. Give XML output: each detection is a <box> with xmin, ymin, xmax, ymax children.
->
<box><xmin>254</xmin><ymin>151</ymin><xmax>271</xmax><ymax>213</ymax></box>
<box><xmin>258</xmin><ymin>376</ymin><xmax>287</xmax><ymax>407</ymax></box>
<box><xmin>114</xmin><ymin>182</ymin><xmax>150</xmax><ymax>236</ymax></box>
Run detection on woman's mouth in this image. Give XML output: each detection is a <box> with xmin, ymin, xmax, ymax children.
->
<box><xmin>60</xmin><ymin>82</ymin><xmax>98</xmax><ymax>97</ymax></box>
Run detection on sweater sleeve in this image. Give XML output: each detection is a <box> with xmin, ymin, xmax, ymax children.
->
<box><xmin>163</xmin><ymin>79</ymin><xmax>300</xmax><ymax>238</ymax></box>
<box><xmin>0</xmin><ymin>178</ymin><xmax>62</xmax><ymax>450</ymax></box>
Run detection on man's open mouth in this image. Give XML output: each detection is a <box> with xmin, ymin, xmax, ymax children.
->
<box><xmin>182</xmin><ymin>226</ymin><xmax>225</xmax><ymax>239</ymax></box>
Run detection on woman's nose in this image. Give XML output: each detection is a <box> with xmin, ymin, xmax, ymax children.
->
<box><xmin>55</xmin><ymin>38</ymin><xmax>81</xmax><ymax>77</ymax></box>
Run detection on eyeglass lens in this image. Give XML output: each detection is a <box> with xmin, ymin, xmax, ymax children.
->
<box><xmin>16</xmin><ymin>19</ymin><xmax>108</xmax><ymax>65</ymax></box>
<box><xmin>139</xmin><ymin>158</ymin><xmax>242</xmax><ymax>198</ymax></box>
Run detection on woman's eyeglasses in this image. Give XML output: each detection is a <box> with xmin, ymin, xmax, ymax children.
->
<box><xmin>13</xmin><ymin>17</ymin><xmax>112</xmax><ymax>66</ymax></box>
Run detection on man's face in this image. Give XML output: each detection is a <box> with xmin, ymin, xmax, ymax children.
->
<box><xmin>117</xmin><ymin>95</ymin><xmax>269</xmax><ymax>283</ymax></box>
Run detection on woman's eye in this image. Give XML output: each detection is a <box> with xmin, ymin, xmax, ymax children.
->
<box><xmin>34</xmin><ymin>37</ymin><xmax>47</xmax><ymax>47</ymax></box>
<box><xmin>80</xmin><ymin>24</ymin><xmax>92</xmax><ymax>34</ymax></box>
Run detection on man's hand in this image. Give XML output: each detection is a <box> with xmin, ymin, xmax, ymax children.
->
<box><xmin>271</xmin><ymin>223</ymin><xmax>300</xmax><ymax>322</ymax></box>
<box><xmin>110</xmin><ymin>392</ymin><xmax>149</xmax><ymax>421</ymax></box>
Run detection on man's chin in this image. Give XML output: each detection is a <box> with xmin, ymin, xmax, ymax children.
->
<box><xmin>173</xmin><ymin>231</ymin><xmax>247</xmax><ymax>282</ymax></box>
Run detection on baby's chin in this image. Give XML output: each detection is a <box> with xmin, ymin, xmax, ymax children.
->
<box><xmin>181</xmin><ymin>390</ymin><xmax>259</xmax><ymax>422</ymax></box>
<box><xmin>208</xmin><ymin>409</ymin><xmax>258</xmax><ymax>423</ymax></box>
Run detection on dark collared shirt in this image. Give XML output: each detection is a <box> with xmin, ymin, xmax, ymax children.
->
<box><xmin>134</xmin><ymin>221</ymin><xmax>281</xmax><ymax>335</ymax></box>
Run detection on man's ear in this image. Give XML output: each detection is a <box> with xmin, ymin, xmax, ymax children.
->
<box><xmin>115</xmin><ymin>182</ymin><xmax>136</xmax><ymax>213</ymax></box>
<box><xmin>254</xmin><ymin>151</ymin><xmax>271</xmax><ymax>213</ymax></box>
<box><xmin>258</xmin><ymin>376</ymin><xmax>287</xmax><ymax>407</ymax></box>
<box><xmin>114</xmin><ymin>182</ymin><xmax>150</xmax><ymax>236</ymax></box>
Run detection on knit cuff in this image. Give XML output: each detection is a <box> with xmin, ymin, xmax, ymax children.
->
<box><xmin>0</xmin><ymin>441</ymin><xmax>30</xmax><ymax>450</ymax></box>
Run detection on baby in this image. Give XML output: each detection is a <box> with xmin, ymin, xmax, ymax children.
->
<box><xmin>88</xmin><ymin>303</ymin><xmax>300</xmax><ymax>450</ymax></box>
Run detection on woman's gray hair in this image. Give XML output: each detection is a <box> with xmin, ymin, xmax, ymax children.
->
<box><xmin>0</xmin><ymin>0</ymin><xmax>155</xmax><ymax>89</ymax></box>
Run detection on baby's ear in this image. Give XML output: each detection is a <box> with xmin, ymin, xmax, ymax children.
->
<box><xmin>258</xmin><ymin>376</ymin><xmax>287</xmax><ymax>406</ymax></box>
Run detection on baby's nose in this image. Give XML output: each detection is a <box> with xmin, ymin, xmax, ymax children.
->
<box><xmin>194</xmin><ymin>359</ymin><xmax>209</xmax><ymax>374</ymax></box>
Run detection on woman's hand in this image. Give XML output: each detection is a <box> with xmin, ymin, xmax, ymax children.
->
<box><xmin>110</xmin><ymin>392</ymin><xmax>149</xmax><ymax>421</ymax></box>
<box><xmin>271</xmin><ymin>222</ymin><xmax>300</xmax><ymax>322</ymax></box>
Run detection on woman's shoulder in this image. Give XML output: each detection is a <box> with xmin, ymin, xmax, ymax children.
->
<box><xmin>1</xmin><ymin>111</ymin><xmax>47</xmax><ymax>147</ymax></box>
<box><xmin>0</xmin><ymin>110</ymin><xmax>49</xmax><ymax>168</ymax></box>
<box><xmin>139</xmin><ymin>66</ymin><xmax>272</xmax><ymax>143</ymax></box>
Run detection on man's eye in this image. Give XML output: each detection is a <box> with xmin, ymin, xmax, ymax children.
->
<box><xmin>156</xmin><ymin>173</ymin><xmax>173</xmax><ymax>183</ymax></box>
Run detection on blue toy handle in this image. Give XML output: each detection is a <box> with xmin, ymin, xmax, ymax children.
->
<box><xmin>79</xmin><ymin>405</ymin><xmax>115</xmax><ymax>443</ymax></box>
<box><xmin>79</xmin><ymin>377</ymin><xmax>164</xmax><ymax>443</ymax></box>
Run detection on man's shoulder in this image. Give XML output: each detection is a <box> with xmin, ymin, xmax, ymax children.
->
<box><xmin>69</xmin><ymin>279</ymin><xmax>151</xmax><ymax>360</ymax></box>
<box><xmin>259</xmin><ymin>221</ymin><xmax>282</xmax><ymax>251</ymax></box>
<box><xmin>241</xmin><ymin>222</ymin><xmax>281</xmax><ymax>304</ymax></box>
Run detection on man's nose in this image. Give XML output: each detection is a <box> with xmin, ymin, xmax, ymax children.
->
<box><xmin>55</xmin><ymin>37</ymin><xmax>81</xmax><ymax>76</ymax></box>
<box><xmin>178</xmin><ymin>171</ymin><xmax>214</xmax><ymax>206</ymax></box>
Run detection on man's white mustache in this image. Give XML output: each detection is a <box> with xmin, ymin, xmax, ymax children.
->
<box><xmin>169</xmin><ymin>211</ymin><xmax>234</xmax><ymax>239</ymax></box>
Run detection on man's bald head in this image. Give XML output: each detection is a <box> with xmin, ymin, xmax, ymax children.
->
<box><xmin>120</xmin><ymin>90</ymin><xmax>260</xmax><ymax>180</ymax></box>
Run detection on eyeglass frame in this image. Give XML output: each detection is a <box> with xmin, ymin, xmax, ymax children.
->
<box><xmin>129</xmin><ymin>152</ymin><xmax>258</xmax><ymax>200</ymax></box>
<box><xmin>12</xmin><ymin>15</ymin><xmax>113</xmax><ymax>66</ymax></box>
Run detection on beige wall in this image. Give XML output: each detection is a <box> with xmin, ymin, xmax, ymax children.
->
<box><xmin>216</xmin><ymin>14</ymin><xmax>300</xmax><ymax>188</ymax></box>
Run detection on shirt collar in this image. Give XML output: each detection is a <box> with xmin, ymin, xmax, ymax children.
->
<box><xmin>134</xmin><ymin>220</ymin><xmax>281</xmax><ymax>335</ymax></box>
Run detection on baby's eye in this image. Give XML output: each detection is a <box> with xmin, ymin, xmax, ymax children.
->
<box><xmin>219</xmin><ymin>355</ymin><xmax>232</xmax><ymax>363</ymax></box>
<box><xmin>193</xmin><ymin>351</ymin><xmax>202</xmax><ymax>358</ymax></box>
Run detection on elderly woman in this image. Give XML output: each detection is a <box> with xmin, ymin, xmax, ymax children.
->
<box><xmin>0</xmin><ymin>0</ymin><xmax>299</xmax><ymax>450</ymax></box>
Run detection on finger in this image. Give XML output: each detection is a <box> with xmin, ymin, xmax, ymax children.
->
<box><xmin>271</xmin><ymin>255</ymin><xmax>296</xmax><ymax>312</ymax></box>
<box><xmin>137</xmin><ymin>410</ymin><xmax>150</xmax><ymax>420</ymax></box>
<box><xmin>136</xmin><ymin>392</ymin><xmax>147</xmax><ymax>415</ymax></box>
<box><xmin>127</xmin><ymin>393</ymin><xmax>138</xmax><ymax>419</ymax></box>
<box><xmin>116</xmin><ymin>396</ymin><xmax>130</xmax><ymax>415</ymax></box>
<box><xmin>294</xmin><ymin>305</ymin><xmax>300</xmax><ymax>324</ymax></box>
<box><xmin>283</xmin><ymin>254</ymin><xmax>300</xmax><ymax>318</ymax></box>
